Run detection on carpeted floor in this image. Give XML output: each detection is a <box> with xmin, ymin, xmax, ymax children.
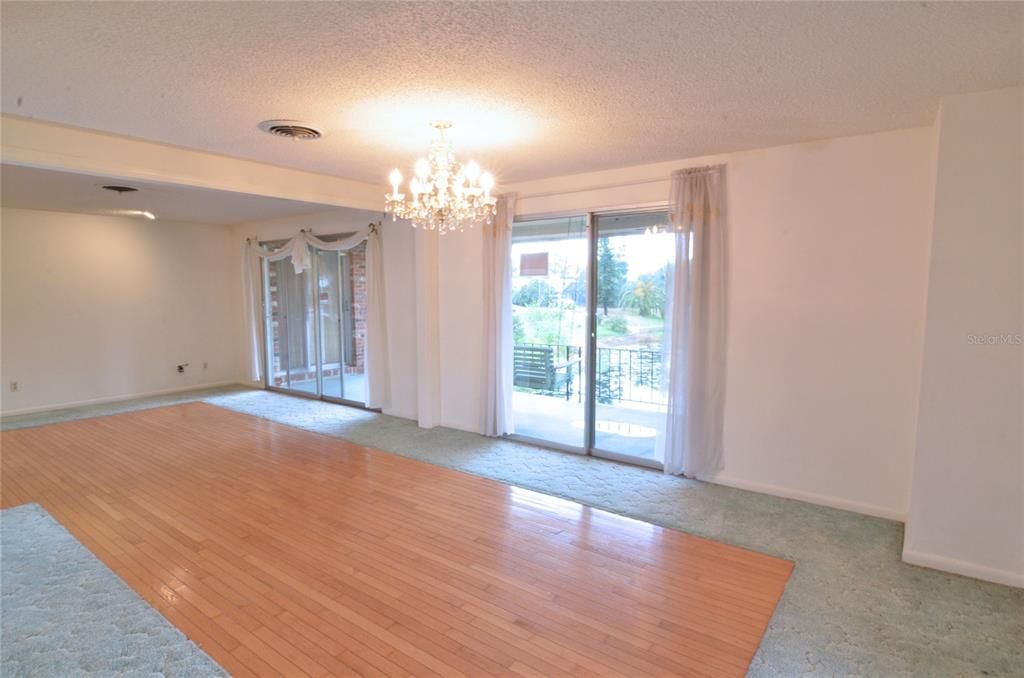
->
<box><xmin>4</xmin><ymin>386</ymin><xmax>1024</xmax><ymax>677</ymax></box>
<box><xmin>0</xmin><ymin>503</ymin><xmax>225</xmax><ymax>677</ymax></box>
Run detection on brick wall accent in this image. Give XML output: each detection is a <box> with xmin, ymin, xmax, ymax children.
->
<box><xmin>348</xmin><ymin>242</ymin><xmax>367</xmax><ymax>375</ymax></box>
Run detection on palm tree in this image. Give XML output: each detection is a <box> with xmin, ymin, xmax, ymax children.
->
<box><xmin>619</xmin><ymin>276</ymin><xmax>665</xmax><ymax>317</ymax></box>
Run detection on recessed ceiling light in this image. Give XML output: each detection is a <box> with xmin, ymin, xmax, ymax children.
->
<box><xmin>108</xmin><ymin>209</ymin><xmax>156</xmax><ymax>220</ymax></box>
<box><xmin>258</xmin><ymin>120</ymin><xmax>323</xmax><ymax>140</ymax></box>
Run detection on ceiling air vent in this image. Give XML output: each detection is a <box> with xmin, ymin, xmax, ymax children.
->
<box><xmin>258</xmin><ymin>120</ymin><xmax>323</xmax><ymax>140</ymax></box>
<box><xmin>102</xmin><ymin>185</ymin><xmax>138</xmax><ymax>193</ymax></box>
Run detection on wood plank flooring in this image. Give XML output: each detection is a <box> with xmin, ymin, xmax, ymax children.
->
<box><xmin>0</xmin><ymin>403</ymin><xmax>792</xmax><ymax>677</ymax></box>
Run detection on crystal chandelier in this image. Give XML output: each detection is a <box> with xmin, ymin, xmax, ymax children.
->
<box><xmin>385</xmin><ymin>121</ymin><xmax>497</xmax><ymax>235</ymax></box>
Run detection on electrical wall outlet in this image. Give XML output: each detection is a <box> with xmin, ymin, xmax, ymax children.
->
<box><xmin>9</xmin><ymin>381</ymin><xmax>18</xmax><ymax>392</ymax></box>
<box><xmin>177</xmin><ymin>364</ymin><xmax>189</xmax><ymax>374</ymax></box>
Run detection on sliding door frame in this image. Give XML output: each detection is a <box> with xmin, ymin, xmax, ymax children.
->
<box><xmin>584</xmin><ymin>212</ymin><xmax>598</xmax><ymax>453</ymax></box>
<box><xmin>319</xmin><ymin>250</ymin><xmax>367</xmax><ymax>409</ymax></box>
<box><xmin>509</xmin><ymin>204</ymin><xmax>669</xmax><ymax>470</ymax></box>
<box><xmin>260</xmin><ymin>241</ymin><xmax>372</xmax><ymax>410</ymax></box>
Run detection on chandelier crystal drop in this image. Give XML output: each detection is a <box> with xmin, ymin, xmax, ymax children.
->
<box><xmin>384</xmin><ymin>121</ymin><xmax>497</xmax><ymax>235</ymax></box>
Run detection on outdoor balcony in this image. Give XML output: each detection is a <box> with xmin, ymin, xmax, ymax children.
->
<box><xmin>512</xmin><ymin>343</ymin><xmax>666</xmax><ymax>463</ymax></box>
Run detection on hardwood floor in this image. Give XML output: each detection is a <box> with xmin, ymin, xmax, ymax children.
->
<box><xmin>0</xmin><ymin>403</ymin><xmax>792</xmax><ymax>677</ymax></box>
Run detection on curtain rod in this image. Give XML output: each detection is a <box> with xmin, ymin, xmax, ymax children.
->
<box><xmin>675</xmin><ymin>163</ymin><xmax>724</xmax><ymax>174</ymax></box>
<box><xmin>674</xmin><ymin>164</ymin><xmax>724</xmax><ymax>175</ymax></box>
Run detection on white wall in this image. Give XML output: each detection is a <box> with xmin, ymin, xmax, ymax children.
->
<box><xmin>230</xmin><ymin>209</ymin><xmax>420</xmax><ymax>420</ymax></box>
<box><xmin>413</xmin><ymin>229</ymin><xmax>442</xmax><ymax>428</ymax></box>
<box><xmin>503</xmin><ymin>126</ymin><xmax>937</xmax><ymax>520</ymax></box>
<box><xmin>438</xmin><ymin>225</ymin><xmax>487</xmax><ymax>433</ymax></box>
<box><xmin>380</xmin><ymin>218</ymin><xmax>418</xmax><ymax>420</ymax></box>
<box><xmin>0</xmin><ymin>207</ymin><xmax>239</xmax><ymax>414</ymax></box>
<box><xmin>714</xmin><ymin>129</ymin><xmax>934</xmax><ymax>521</ymax></box>
<box><xmin>903</xmin><ymin>86</ymin><xmax>1023</xmax><ymax>587</ymax></box>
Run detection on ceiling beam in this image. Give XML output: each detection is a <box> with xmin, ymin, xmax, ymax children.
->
<box><xmin>1</xmin><ymin>115</ymin><xmax>381</xmax><ymax>211</ymax></box>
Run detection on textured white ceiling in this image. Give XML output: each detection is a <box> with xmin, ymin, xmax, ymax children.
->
<box><xmin>0</xmin><ymin>164</ymin><xmax>338</xmax><ymax>224</ymax></box>
<box><xmin>2</xmin><ymin>2</ymin><xmax>1021</xmax><ymax>185</ymax></box>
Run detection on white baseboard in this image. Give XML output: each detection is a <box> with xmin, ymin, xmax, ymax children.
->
<box><xmin>0</xmin><ymin>380</ymin><xmax>243</xmax><ymax>417</ymax></box>
<box><xmin>383</xmin><ymin>407</ymin><xmax>416</xmax><ymax>421</ymax></box>
<box><xmin>902</xmin><ymin>549</ymin><xmax>1024</xmax><ymax>588</ymax></box>
<box><xmin>440</xmin><ymin>419</ymin><xmax>485</xmax><ymax>436</ymax></box>
<box><xmin>703</xmin><ymin>473</ymin><xmax>906</xmax><ymax>522</ymax></box>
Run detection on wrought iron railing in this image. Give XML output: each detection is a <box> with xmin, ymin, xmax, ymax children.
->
<box><xmin>595</xmin><ymin>346</ymin><xmax>663</xmax><ymax>405</ymax></box>
<box><xmin>513</xmin><ymin>343</ymin><xmax>664</xmax><ymax>405</ymax></box>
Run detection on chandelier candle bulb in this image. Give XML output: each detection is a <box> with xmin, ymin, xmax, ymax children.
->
<box><xmin>388</xmin><ymin>169</ymin><xmax>403</xmax><ymax>199</ymax></box>
<box><xmin>481</xmin><ymin>172</ymin><xmax>495</xmax><ymax>198</ymax></box>
<box><xmin>384</xmin><ymin>122</ymin><xmax>498</xmax><ymax>235</ymax></box>
<box><xmin>415</xmin><ymin>158</ymin><xmax>430</xmax><ymax>180</ymax></box>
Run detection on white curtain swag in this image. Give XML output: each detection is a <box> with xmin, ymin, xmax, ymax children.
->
<box><xmin>661</xmin><ymin>166</ymin><xmax>727</xmax><ymax>477</ymax></box>
<box><xmin>242</xmin><ymin>226</ymin><xmax>391</xmax><ymax>410</ymax></box>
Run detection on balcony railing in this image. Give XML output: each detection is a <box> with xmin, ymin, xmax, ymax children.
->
<box><xmin>596</xmin><ymin>346</ymin><xmax>663</xmax><ymax>405</ymax></box>
<box><xmin>513</xmin><ymin>343</ymin><xmax>664</xmax><ymax>405</ymax></box>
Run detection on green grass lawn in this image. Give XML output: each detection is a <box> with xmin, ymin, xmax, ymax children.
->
<box><xmin>514</xmin><ymin>305</ymin><xmax>664</xmax><ymax>349</ymax></box>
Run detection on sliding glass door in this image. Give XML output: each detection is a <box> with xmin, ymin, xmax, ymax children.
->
<box><xmin>510</xmin><ymin>216</ymin><xmax>589</xmax><ymax>449</ymax></box>
<box><xmin>592</xmin><ymin>212</ymin><xmax>673</xmax><ymax>465</ymax></box>
<box><xmin>316</xmin><ymin>246</ymin><xmax>367</xmax><ymax>404</ymax></box>
<box><xmin>266</xmin><ymin>257</ymin><xmax>318</xmax><ymax>395</ymax></box>
<box><xmin>510</xmin><ymin>210</ymin><xmax>673</xmax><ymax>468</ymax></box>
<box><xmin>264</xmin><ymin>241</ymin><xmax>366</xmax><ymax>406</ymax></box>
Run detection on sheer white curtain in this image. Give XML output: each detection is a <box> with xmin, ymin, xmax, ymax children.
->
<box><xmin>362</xmin><ymin>228</ymin><xmax>390</xmax><ymax>409</ymax></box>
<box><xmin>482</xmin><ymin>193</ymin><xmax>517</xmax><ymax>436</ymax></box>
<box><xmin>661</xmin><ymin>166</ymin><xmax>727</xmax><ymax>476</ymax></box>
<box><xmin>242</xmin><ymin>226</ymin><xmax>390</xmax><ymax>408</ymax></box>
